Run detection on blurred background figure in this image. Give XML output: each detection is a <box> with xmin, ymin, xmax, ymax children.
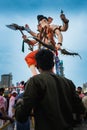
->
<box><xmin>15</xmin><ymin>82</ymin><xmax>30</xmax><ymax>130</ymax></box>
<box><xmin>77</xmin><ymin>86</ymin><xmax>85</xmax><ymax>99</ymax></box>
<box><xmin>0</xmin><ymin>88</ymin><xmax>14</xmax><ymax>127</ymax></box>
<box><xmin>8</xmin><ymin>90</ymin><xmax>17</xmax><ymax>118</ymax></box>
<box><xmin>19</xmin><ymin>81</ymin><xmax>25</xmax><ymax>94</ymax></box>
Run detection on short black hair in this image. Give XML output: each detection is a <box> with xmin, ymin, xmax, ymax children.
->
<box><xmin>20</xmin><ymin>81</ymin><xmax>25</xmax><ymax>85</ymax></box>
<box><xmin>77</xmin><ymin>86</ymin><xmax>82</xmax><ymax>90</ymax></box>
<box><xmin>35</xmin><ymin>49</ymin><xmax>54</xmax><ymax>70</ymax></box>
<box><xmin>0</xmin><ymin>88</ymin><xmax>5</xmax><ymax>92</ymax></box>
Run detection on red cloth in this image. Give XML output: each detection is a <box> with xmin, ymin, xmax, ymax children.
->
<box><xmin>25</xmin><ymin>50</ymin><xmax>38</xmax><ymax>67</ymax></box>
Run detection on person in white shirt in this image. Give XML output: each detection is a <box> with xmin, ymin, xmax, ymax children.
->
<box><xmin>8</xmin><ymin>90</ymin><xmax>17</xmax><ymax>117</ymax></box>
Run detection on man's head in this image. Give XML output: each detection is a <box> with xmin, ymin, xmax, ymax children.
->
<box><xmin>77</xmin><ymin>86</ymin><xmax>82</xmax><ymax>94</ymax></box>
<box><xmin>35</xmin><ymin>49</ymin><xmax>54</xmax><ymax>72</ymax></box>
<box><xmin>0</xmin><ymin>88</ymin><xmax>5</xmax><ymax>96</ymax></box>
<box><xmin>20</xmin><ymin>81</ymin><xmax>25</xmax><ymax>86</ymax></box>
<box><xmin>11</xmin><ymin>90</ymin><xmax>17</xmax><ymax>97</ymax></box>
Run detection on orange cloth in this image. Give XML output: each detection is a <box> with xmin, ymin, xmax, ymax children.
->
<box><xmin>25</xmin><ymin>50</ymin><xmax>38</xmax><ymax>67</ymax></box>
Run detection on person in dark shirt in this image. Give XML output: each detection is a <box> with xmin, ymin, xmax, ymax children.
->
<box><xmin>15</xmin><ymin>49</ymin><xmax>85</xmax><ymax>130</ymax></box>
<box><xmin>15</xmin><ymin>82</ymin><xmax>30</xmax><ymax>130</ymax></box>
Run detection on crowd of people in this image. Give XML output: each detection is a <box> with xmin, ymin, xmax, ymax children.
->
<box><xmin>0</xmin><ymin>81</ymin><xmax>26</xmax><ymax>128</ymax></box>
<box><xmin>0</xmin><ymin>88</ymin><xmax>15</xmax><ymax>127</ymax></box>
